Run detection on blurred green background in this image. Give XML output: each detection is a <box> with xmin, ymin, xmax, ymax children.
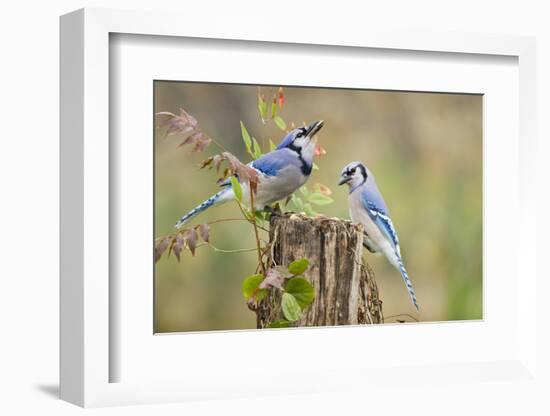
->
<box><xmin>154</xmin><ymin>81</ymin><xmax>482</xmax><ymax>333</ymax></box>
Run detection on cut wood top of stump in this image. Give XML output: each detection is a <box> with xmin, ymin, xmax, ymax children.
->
<box><xmin>271</xmin><ymin>212</ymin><xmax>364</xmax><ymax>234</ymax></box>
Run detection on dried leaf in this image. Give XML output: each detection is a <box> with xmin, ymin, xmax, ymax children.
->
<box><xmin>192</xmin><ymin>133</ymin><xmax>212</xmax><ymax>153</ymax></box>
<box><xmin>197</xmin><ymin>223</ymin><xmax>210</xmax><ymax>243</ymax></box>
<box><xmin>185</xmin><ymin>228</ymin><xmax>198</xmax><ymax>256</ymax></box>
<box><xmin>154</xmin><ymin>237</ymin><xmax>171</xmax><ymax>263</ymax></box>
<box><xmin>259</xmin><ymin>267</ymin><xmax>287</xmax><ymax>290</ymax></box>
<box><xmin>179</xmin><ymin>107</ymin><xmax>198</xmax><ymax>128</ymax></box>
<box><xmin>173</xmin><ymin>233</ymin><xmax>185</xmax><ymax>262</ymax></box>
<box><xmin>177</xmin><ymin>131</ymin><xmax>199</xmax><ymax>148</ymax></box>
<box><xmin>156</xmin><ymin>111</ymin><xmax>195</xmax><ymax>137</ymax></box>
<box><xmin>212</xmin><ymin>154</ymin><xmax>222</xmax><ymax>172</ymax></box>
<box><xmin>200</xmin><ymin>156</ymin><xmax>214</xmax><ymax>169</ymax></box>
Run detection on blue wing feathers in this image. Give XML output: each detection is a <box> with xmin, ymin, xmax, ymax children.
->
<box><xmin>251</xmin><ymin>157</ymin><xmax>281</xmax><ymax>177</ymax></box>
<box><xmin>357</xmin><ymin>181</ymin><xmax>418</xmax><ymax>310</ymax></box>
<box><xmin>251</xmin><ymin>149</ymin><xmax>299</xmax><ymax>177</ymax></box>
<box><xmin>361</xmin><ymin>192</ymin><xmax>400</xmax><ymax>252</ymax></box>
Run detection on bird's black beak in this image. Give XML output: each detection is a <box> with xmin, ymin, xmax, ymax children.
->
<box><xmin>338</xmin><ymin>175</ymin><xmax>351</xmax><ymax>186</ymax></box>
<box><xmin>305</xmin><ymin>120</ymin><xmax>324</xmax><ymax>137</ymax></box>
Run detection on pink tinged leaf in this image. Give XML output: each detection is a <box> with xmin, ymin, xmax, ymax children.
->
<box><xmin>192</xmin><ymin>134</ymin><xmax>212</xmax><ymax>153</ymax></box>
<box><xmin>278</xmin><ymin>87</ymin><xmax>285</xmax><ymax>107</ymax></box>
<box><xmin>259</xmin><ymin>267</ymin><xmax>291</xmax><ymax>290</ymax></box>
<box><xmin>314</xmin><ymin>144</ymin><xmax>327</xmax><ymax>157</ymax></box>
<box><xmin>198</xmin><ymin>223</ymin><xmax>210</xmax><ymax>243</ymax></box>
<box><xmin>212</xmin><ymin>154</ymin><xmax>222</xmax><ymax>172</ymax></box>
<box><xmin>155</xmin><ymin>237</ymin><xmax>171</xmax><ymax>263</ymax></box>
<box><xmin>179</xmin><ymin>107</ymin><xmax>198</xmax><ymax>128</ymax></box>
<box><xmin>168</xmin><ymin>123</ymin><xmax>194</xmax><ymax>137</ymax></box>
<box><xmin>221</xmin><ymin>152</ymin><xmax>240</xmax><ymax>171</ymax></box>
<box><xmin>178</xmin><ymin>131</ymin><xmax>201</xmax><ymax>148</ymax></box>
<box><xmin>315</xmin><ymin>183</ymin><xmax>332</xmax><ymax>196</ymax></box>
<box><xmin>185</xmin><ymin>228</ymin><xmax>198</xmax><ymax>256</ymax></box>
<box><xmin>173</xmin><ymin>233</ymin><xmax>185</xmax><ymax>262</ymax></box>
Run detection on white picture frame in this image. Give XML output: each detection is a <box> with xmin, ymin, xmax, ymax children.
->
<box><xmin>60</xmin><ymin>7</ymin><xmax>537</xmax><ymax>407</ymax></box>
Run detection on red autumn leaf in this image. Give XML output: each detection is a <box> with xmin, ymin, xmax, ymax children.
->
<box><xmin>314</xmin><ymin>144</ymin><xmax>327</xmax><ymax>157</ymax></box>
<box><xmin>278</xmin><ymin>87</ymin><xmax>285</xmax><ymax>107</ymax></box>
<box><xmin>315</xmin><ymin>183</ymin><xmax>332</xmax><ymax>196</ymax></box>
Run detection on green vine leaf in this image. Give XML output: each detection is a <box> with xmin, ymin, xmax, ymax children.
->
<box><xmin>230</xmin><ymin>176</ymin><xmax>243</xmax><ymax>202</ymax></box>
<box><xmin>307</xmin><ymin>193</ymin><xmax>334</xmax><ymax>206</ymax></box>
<box><xmin>271</xmin><ymin>99</ymin><xmax>278</xmax><ymax>118</ymax></box>
<box><xmin>252</xmin><ymin>137</ymin><xmax>263</xmax><ymax>159</ymax></box>
<box><xmin>273</xmin><ymin>116</ymin><xmax>287</xmax><ymax>130</ymax></box>
<box><xmin>240</xmin><ymin>121</ymin><xmax>252</xmax><ymax>154</ymax></box>
<box><xmin>242</xmin><ymin>274</ymin><xmax>264</xmax><ymax>299</ymax></box>
<box><xmin>288</xmin><ymin>258</ymin><xmax>309</xmax><ymax>275</ymax></box>
<box><xmin>258</xmin><ymin>96</ymin><xmax>268</xmax><ymax>121</ymax></box>
<box><xmin>268</xmin><ymin>319</ymin><xmax>291</xmax><ymax>328</ymax></box>
<box><xmin>281</xmin><ymin>292</ymin><xmax>301</xmax><ymax>322</ymax></box>
<box><xmin>285</xmin><ymin>277</ymin><xmax>315</xmax><ymax>309</ymax></box>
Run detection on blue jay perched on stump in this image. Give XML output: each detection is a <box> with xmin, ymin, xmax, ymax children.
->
<box><xmin>175</xmin><ymin>120</ymin><xmax>324</xmax><ymax>228</ymax></box>
<box><xmin>338</xmin><ymin>161</ymin><xmax>419</xmax><ymax>311</ymax></box>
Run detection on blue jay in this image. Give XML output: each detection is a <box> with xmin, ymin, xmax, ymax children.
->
<box><xmin>175</xmin><ymin>120</ymin><xmax>324</xmax><ymax>228</ymax></box>
<box><xmin>338</xmin><ymin>161</ymin><xmax>419</xmax><ymax>311</ymax></box>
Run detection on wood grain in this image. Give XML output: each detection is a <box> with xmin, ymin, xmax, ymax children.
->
<box><xmin>256</xmin><ymin>213</ymin><xmax>383</xmax><ymax>328</ymax></box>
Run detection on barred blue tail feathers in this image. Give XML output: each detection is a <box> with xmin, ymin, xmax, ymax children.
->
<box><xmin>175</xmin><ymin>188</ymin><xmax>232</xmax><ymax>228</ymax></box>
<box><xmin>396</xmin><ymin>257</ymin><xmax>419</xmax><ymax>311</ymax></box>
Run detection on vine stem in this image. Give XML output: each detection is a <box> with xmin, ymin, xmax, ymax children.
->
<box><xmin>248</xmin><ymin>182</ymin><xmax>266</xmax><ymax>276</ymax></box>
<box><xmin>155</xmin><ymin>217</ymin><xmax>268</xmax><ymax>242</ymax></box>
<box><xmin>195</xmin><ymin>242</ymin><xmax>258</xmax><ymax>254</ymax></box>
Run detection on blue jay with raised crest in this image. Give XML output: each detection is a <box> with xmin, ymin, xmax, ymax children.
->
<box><xmin>175</xmin><ymin>120</ymin><xmax>324</xmax><ymax>228</ymax></box>
<box><xmin>338</xmin><ymin>161</ymin><xmax>419</xmax><ymax>311</ymax></box>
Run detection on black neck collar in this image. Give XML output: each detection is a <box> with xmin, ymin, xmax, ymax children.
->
<box><xmin>287</xmin><ymin>143</ymin><xmax>312</xmax><ymax>176</ymax></box>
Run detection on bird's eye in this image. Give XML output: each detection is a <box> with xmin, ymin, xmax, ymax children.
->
<box><xmin>296</xmin><ymin>127</ymin><xmax>307</xmax><ymax>138</ymax></box>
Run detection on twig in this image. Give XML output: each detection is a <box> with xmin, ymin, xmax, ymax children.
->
<box><xmin>384</xmin><ymin>313</ymin><xmax>419</xmax><ymax>323</ymax></box>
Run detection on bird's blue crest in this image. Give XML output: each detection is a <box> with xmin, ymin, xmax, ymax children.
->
<box><xmin>276</xmin><ymin>130</ymin><xmax>297</xmax><ymax>150</ymax></box>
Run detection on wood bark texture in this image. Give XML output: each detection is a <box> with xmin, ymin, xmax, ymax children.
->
<box><xmin>256</xmin><ymin>213</ymin><xmax>383</xmax><ymax>328</ymax></box>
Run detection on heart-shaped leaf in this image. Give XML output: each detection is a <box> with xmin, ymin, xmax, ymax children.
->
<box><xmin>285</xmin><ymin>277</ymin><xmax>315</xmax><ymax>309</ymax></box>
<box><xmin>288</xmin><ymin>258</ymin><xmax>309</xmax><ymax>275</ymax></box>
<box><xmin>242</xmin><ymin>274</ymin><xmax>264</xmax><ymax>300</ymax></box>
<box><xmin>281</xmin><ymin>293</ymin><xmax>301</xmax><ymax>322</ymax></box>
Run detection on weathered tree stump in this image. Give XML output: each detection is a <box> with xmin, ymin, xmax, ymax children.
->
<box><xmin>256</xmin><ymin>213</ymin><xmax>383</xmax><ymax>328</ymax></box>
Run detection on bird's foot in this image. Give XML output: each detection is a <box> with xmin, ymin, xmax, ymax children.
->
<box><xmin>263</xmin><ymin>204</ymin><xmax>282</xmax><ymax>219</ymax></box>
